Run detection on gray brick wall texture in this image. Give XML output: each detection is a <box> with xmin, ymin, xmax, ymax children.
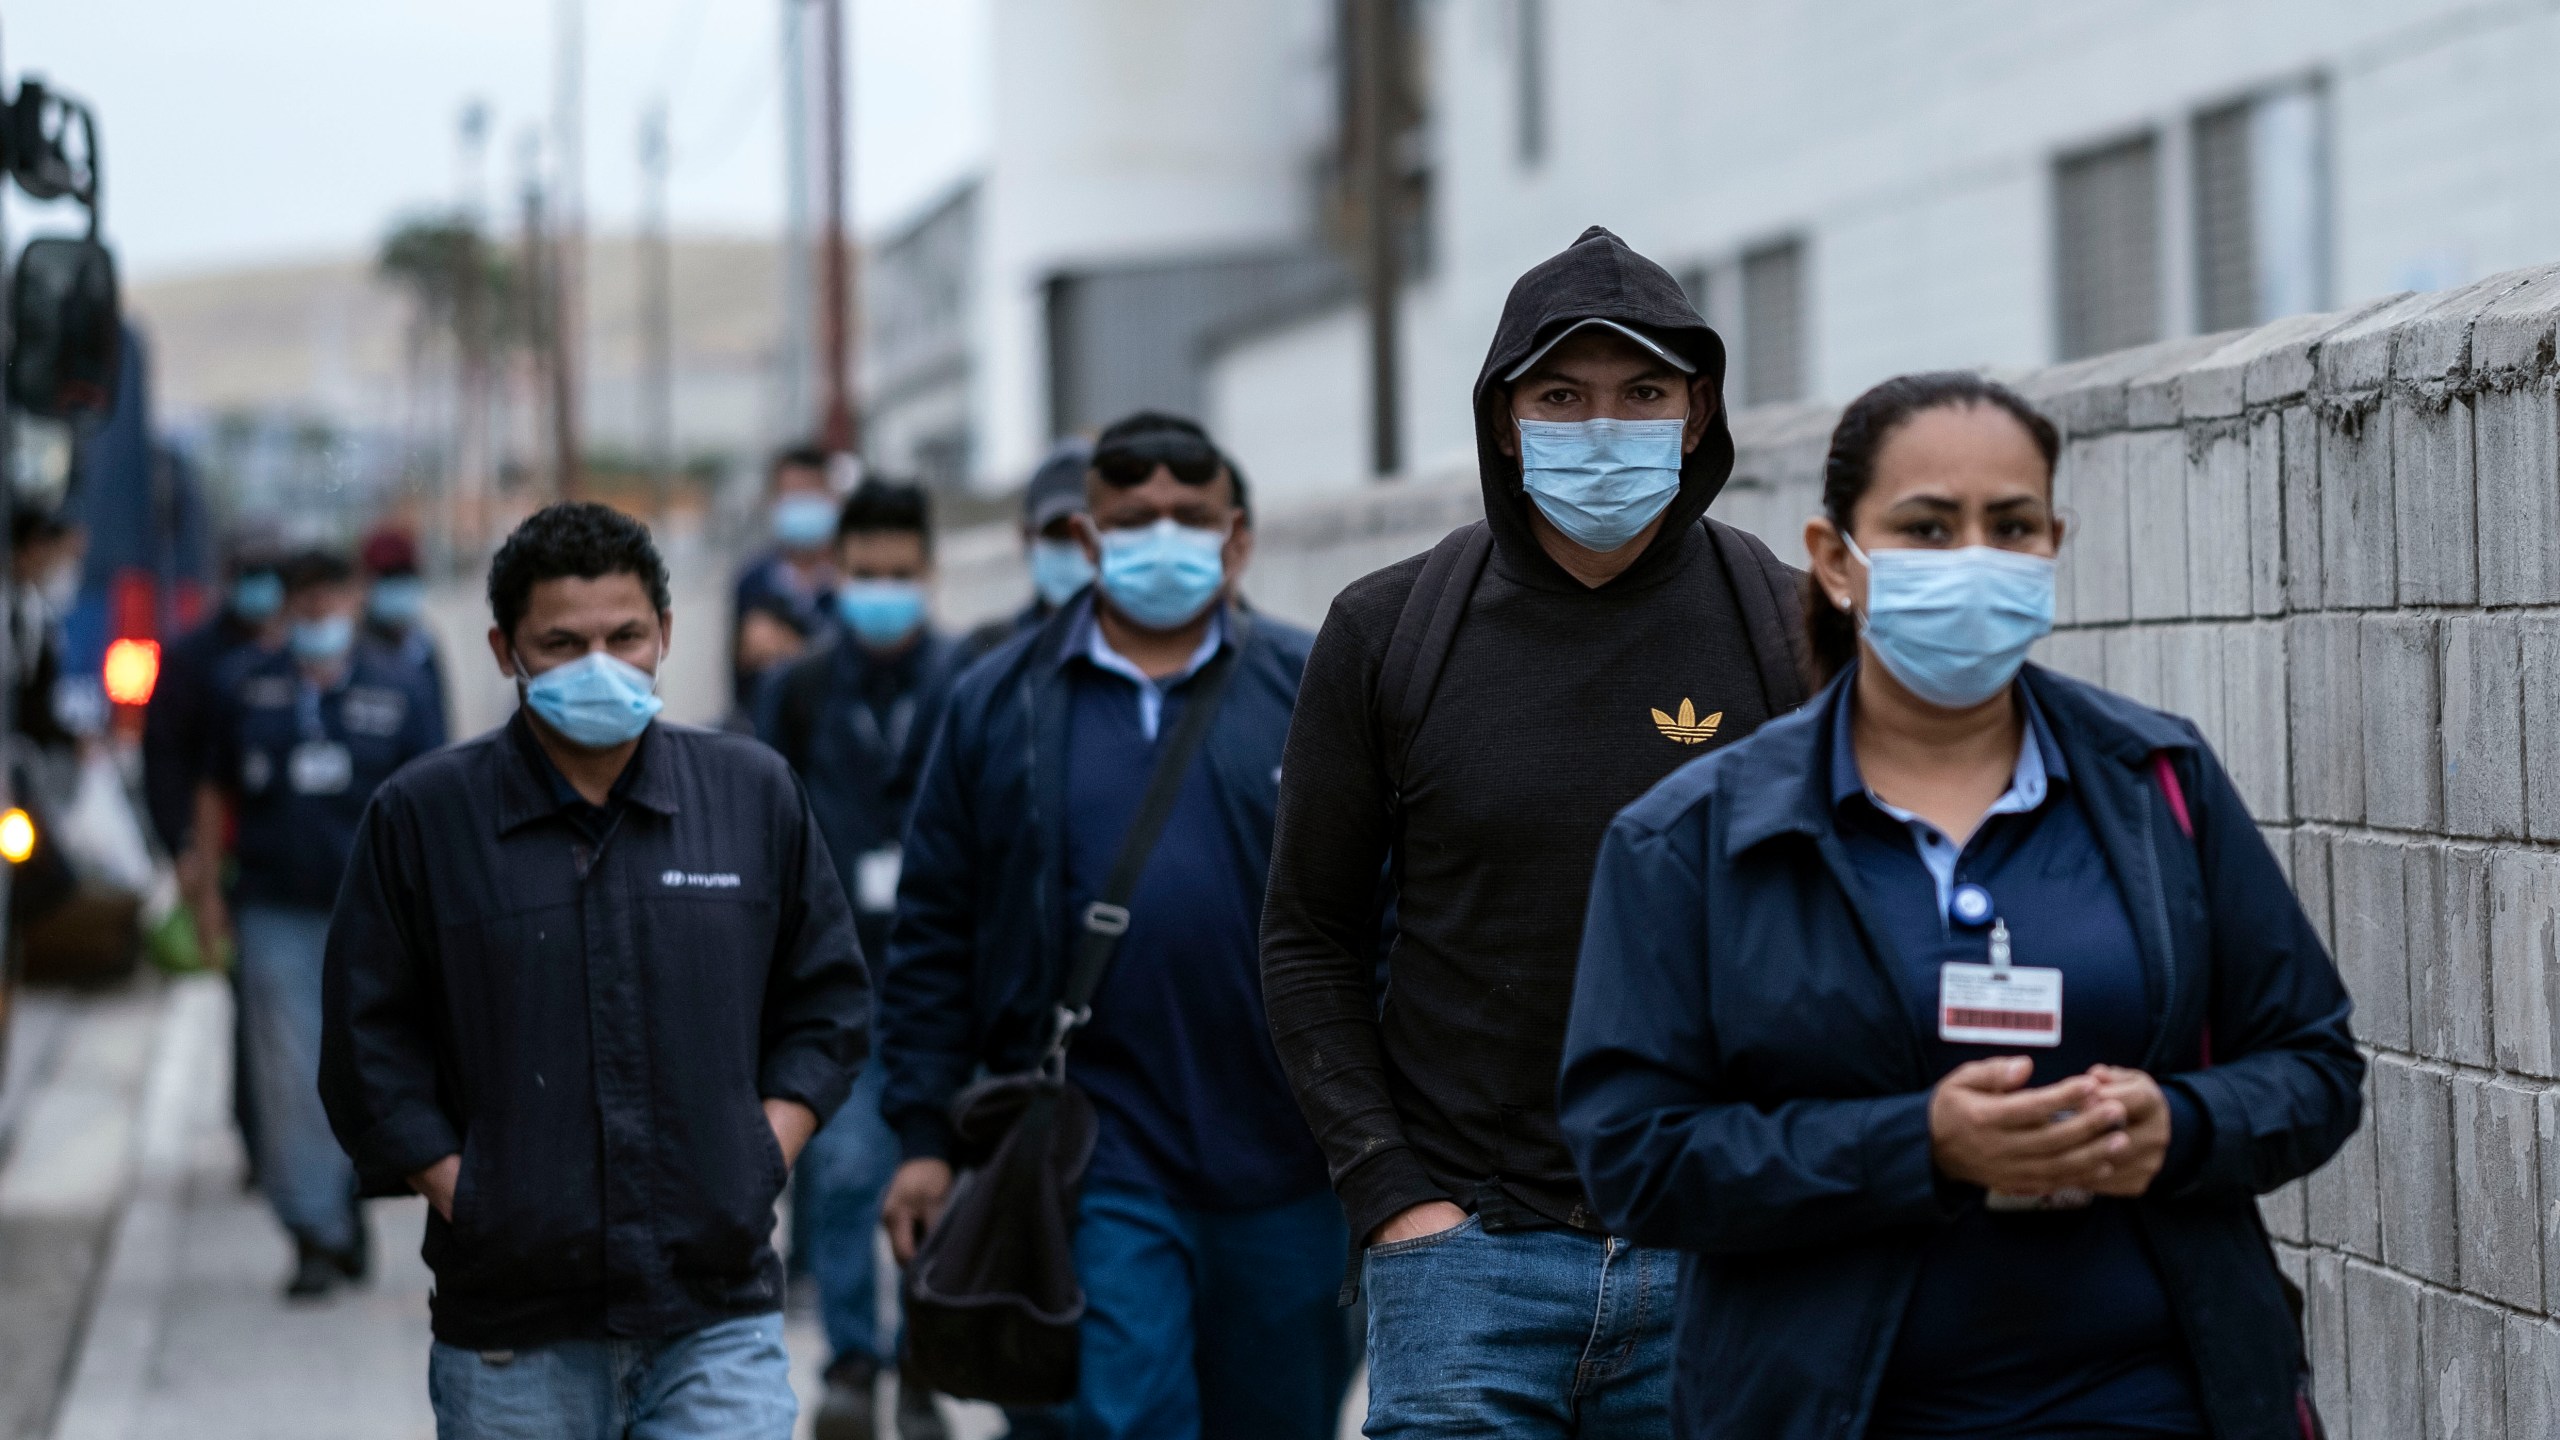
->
<box><xmin>928</xmin><ymin>264</ymin><xmax>2560</xmax><ymax>1438</ymax></box>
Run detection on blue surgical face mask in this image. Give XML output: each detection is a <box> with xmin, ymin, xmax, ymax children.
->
<box><xmin>1847</xmin><ymin>538</ymin><xmax>2056</xmax><ymax>708</ymax></box>
<box><xmin>290</xmin><ymin>614</ymin><xmax>355</xmax><ymax>663</ymax></box>
<box><xmin>836</xmin><ymin>578</ymin><xmax>927</xmax><ymax>649</ymax></box>
<box><xmin>1096</xmin><ymin>518</ymin><xmax>1227</xmax><ymax>631</ymax></box>
<box><xmin>517</xmin><ymin>650</ymin><xmax>665</xmax><ymax>749</ymax></box>
<box><xmin>368</xmin><ymin>576</ymin><xmax>427</xmax><ymax>626</ymax></box>
<box><xmin>232</xmin><ymin>572</ymin><xmax>285</xmax><ymax>622</ymax></box>
<box><xmin>772</xmin><ymin>494</ymin><xmax>838</xmax><ymax>550</ymax></box>
<box><xmin>1029</xmin><ymin>537</ymin><xmax>1096</xmax><ymax>608</ymax></box>
<box><xmin>1516</xmin><ymin>417</ymin><xmax>1687</xmax><ymax>553</ymax></box>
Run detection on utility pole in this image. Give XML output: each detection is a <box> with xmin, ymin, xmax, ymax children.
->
<box><xmin>549</xmin><ymin>0</ymin><xmax>586</xmax><ymax>499</ymax></box>
<box><xmin>778</xmin><ymin>0</ymin><xmax>817</xmax><ymax>441</ymax></box>
<box><xmin>450</xmin><ymin>99</ymin><xmax>491</xmax><ymax>570</ymax></box>
<box><xmin>517</xmin><ymin>132</ymin><xmax>553</xmax><ymax>497</ymax></box>
<box><xmin>1356</xmin><ymin>0</ymin><xmax>1403</xmax><ymax>478</ymax></box>
<box><xmin>816</xmin><ymin>0</ymin><xmax>859</xmax><ymax>460</ymax></box>
<box><xmin>640</xmin><ymin>102</ymin><xmax>676</xmax><ymax>523</ymax></box>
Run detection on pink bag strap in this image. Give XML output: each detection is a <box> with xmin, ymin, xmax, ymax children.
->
<box><xmin>2150</xmin><ymin>751</ymin><xmax>2194</xmax><ymax>839</ymax></box>
<box><xmin>2149</xmin><ymin>749</ymin><xmax>2209</xmax><ymax>1066</ymax></box>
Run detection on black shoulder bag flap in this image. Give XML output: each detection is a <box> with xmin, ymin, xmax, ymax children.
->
<box><xmin>902</xmin><ymin>636</ymin><xmax>1244</xmax><ymax>1407</ymax></box>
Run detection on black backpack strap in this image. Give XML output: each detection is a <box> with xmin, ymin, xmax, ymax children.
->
<box><xmin>1377</xmin><ymin>522</ymin><xmax>1493</xmax><ymax>791</ymax></box>
<box><xmin>1706</xmin><ymin>518</ymin><xmax>1811</xmax><ymax>713</ymax></box>
<box><xmin>1036</xmin><ymin>632</ymin><xmax>1245</xmax><ymax>1071</ymax></box>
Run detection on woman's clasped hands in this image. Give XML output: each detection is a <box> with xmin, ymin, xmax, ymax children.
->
<box><xmin>1927</xmin><ymin>1056</ymin><xmax>2172</xmax><ymax>1199</ymax></box>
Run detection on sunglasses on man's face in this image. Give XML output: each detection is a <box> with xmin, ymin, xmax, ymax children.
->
<box><xmin>1093</xmin><ymin>435</ymin><xmax>1224</xmax><ymax>488</ymax></box>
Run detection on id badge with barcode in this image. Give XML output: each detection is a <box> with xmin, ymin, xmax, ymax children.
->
<box><xmin>1938</xmin><ymin>961</ymin><xmax>2063</xmax><ymax>1047</ymax></box>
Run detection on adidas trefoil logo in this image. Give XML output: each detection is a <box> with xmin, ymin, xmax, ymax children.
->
<box><xmin>1651</xmin><ymin>698</ymin><xmax>1723</xmax><ymax>745</ymax></box>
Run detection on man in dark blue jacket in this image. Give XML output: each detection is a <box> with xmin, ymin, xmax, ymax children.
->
<box><xmin>321</xmin><ymin>503</ymin><xmax>868</xmax><ymax>1438</ymax></box>
<box><xmin>878</xmin><ymin>413</ymin><xmax>1350</xmax><ymax>1440</ymax></box>
<box><xmin>757</xmin><ymin>477</ymin><xmax>961</xmax><ymax>1439</ymax></box>
<box><xmin>197</xmin><ymin>547</ymin><xmax>445</xmax><ymax>1297</ymax></box>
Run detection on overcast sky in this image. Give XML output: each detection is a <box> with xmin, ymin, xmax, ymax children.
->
<box><xmin>3</xmin><ymin>0</ymin><xmax>989</xmax><ymax>280</ymax></box>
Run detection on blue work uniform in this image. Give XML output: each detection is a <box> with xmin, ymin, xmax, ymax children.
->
<box><xmin>1828</xmin><ymin>683</ymin><xmax>2208</xmax><ymax>1437</ymax></box>
<box><xmin>210</xmin><ymin>646</ymin><xmax>446</xmax><ymax>910</ymax></box>
<box><xmin>754</xmin><ymin>628</ymin><xmax>961</xmax><ymax>1372</ymax></box>
<box><xmin>210</xmin><ymin>644</ymin><xmax>444</xmax><ymax>1257</ymax></box>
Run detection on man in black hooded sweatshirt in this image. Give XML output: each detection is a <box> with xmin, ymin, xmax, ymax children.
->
<box><xmin>1261</xmin><ymin>226</ymin><xmax>1806</xmax><ymax>1435</ymax></box>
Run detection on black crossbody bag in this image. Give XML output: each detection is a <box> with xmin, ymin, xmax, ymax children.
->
<box><xmin>901</xmin><ymin>639</ymin><xmax>1243</xmax><ymax>1406</ymax></box>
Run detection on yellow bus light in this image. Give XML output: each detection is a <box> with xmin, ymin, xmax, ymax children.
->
<box><xmin>0</xmin><ymin>808</ymin><xmax>36</xmax><ymax>864</ymax></box>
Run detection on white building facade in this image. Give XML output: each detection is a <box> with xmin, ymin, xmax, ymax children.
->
<box><xmin>875</xmin><ymin>0</ymin><xmax>2560</xmax><ymax>501</ymax></box>
<box><xmin>1207</xmin><ymin>0</ymin><xmax>2560</xmax><ymax>498</ymax></box>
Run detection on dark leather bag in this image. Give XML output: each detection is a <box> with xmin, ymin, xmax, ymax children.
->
<box><xmin>900</xmin><ymin>638</ymin><xmax>1243</xmax><ymax>1405</ymax></box>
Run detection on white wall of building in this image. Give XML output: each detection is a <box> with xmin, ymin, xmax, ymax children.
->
<box><xmin>970</xmin><ymin>0</ymin><xmax>1339</xmax><ymax>489</ymax></box>
<box><xmin>1427</xmin><ymin>0</ymin><xmax>2560</xmax><ymax>400</ymax></box>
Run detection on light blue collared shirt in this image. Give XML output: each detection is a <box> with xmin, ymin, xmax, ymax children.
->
<box><xmin>1860</xmin><ymin>719</ymin><xmax>2053</xmax><ymax>923</ymax></box>
<box><xmin>1078</xmin><ymin>611</ymin><xmax>1225</xmax><ymax>742</ymax></box>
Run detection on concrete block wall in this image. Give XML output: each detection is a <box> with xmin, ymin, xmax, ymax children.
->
<box><xmin>928</xmin><ymin>265</ymin><xmax>2560</xmax><ymax>1438</ymax></box>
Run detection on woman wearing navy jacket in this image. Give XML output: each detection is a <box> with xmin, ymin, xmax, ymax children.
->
<box><xmin>1558</xmin><ymin>372</ymin><xmax>2360</xmax><ymax>1440</ymax></box>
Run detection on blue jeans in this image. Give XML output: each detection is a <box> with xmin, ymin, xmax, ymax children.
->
<box><xmin>1071</xmin><ymin>1183</ymin><xmax>1351</xmax><ymax>1440</ymax></box>
<box><xmin>796</xmin><ymin>1062</ymin><xmax>899</xmax><ymax>1366</ymax></box>
<box><xmin>428</xmin><ymin>1312</ymin><xmax>796</xmax><ymax>1439</ymax></box>
<box><xmin>235</xmin><ymin>903</ymin><xmax>358</xmax><ymax>1253</ymax></box>
<box><xmin>1360</xmin><ymin>1217</ymin><xmax>1674</xmax><ymax>1438</ymax></box>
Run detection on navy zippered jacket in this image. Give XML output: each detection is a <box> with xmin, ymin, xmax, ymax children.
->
<box><xmin>880</xmin><ymin>597</ymin><xmax>1310</xmax><ymax>1163</ymax></box>
<box><xmin>320</xmin><ymin>718</ymin><xmax>868</xmax><ymax>1348</ymax></box>
<box><xmin>1559</xmin><ymin>665</ymin><xmax>2361</xmax><ymax>1440</ymax></box>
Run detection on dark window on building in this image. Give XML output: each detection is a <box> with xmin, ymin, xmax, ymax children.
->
<box><xmin>2191</xmin><ymin>82</ymin><xmax>2329</xmax><ymax>331</ymax></box>
<box><xmin>1741</xmin><ymin>239</ymin><xmax>1806</xmax><ymax>405</ymax></box>
<box><xmin>1516</xmin><ymin>0</ymin><xmax>1546</xmax><ymax>166</ymax></box>
<box><xmin>2192</xmin><ymin>101</ymin><xmax>2255</xmax><ymax>334</ymax></box>
<box><xmin>2053</xmin><ymin>133</ymin><xmax>2162</xmax><ymax>360</ymax></box>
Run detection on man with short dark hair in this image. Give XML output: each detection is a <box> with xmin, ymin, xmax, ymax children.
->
<box><xmin>879</xmin><ymin>414</ymin><xmax>1350</xmax><ymax>1440</ymax></box>
<box><xmin>1261</xmin><ymin>226</ymin><xmax>1809</xmax><ymax>1435</ymax></box>
<box><xmin>196</xmin><ymin>545</ymin><xmax>445</xmax><ymax>1298</ymax></box>
<box><xmin>322</xmin><ymin>502</ymin><xmax>868</xmax><ymax>1436</ymax></box>
<box><xmin>962</xmin><ymin>438</ymin><xmax>1094</xmax><ymax>662</ymax></box>
<box><xmin>758</xmin><ymin>477</ymin><xmax>960</xmax><ymax>1440</ymax></box>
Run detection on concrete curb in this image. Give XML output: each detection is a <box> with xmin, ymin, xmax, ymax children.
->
<box><xmin>48</xmin><ymin>975</ymin><xmax>225</xmax><ymax>1440</ymax></box>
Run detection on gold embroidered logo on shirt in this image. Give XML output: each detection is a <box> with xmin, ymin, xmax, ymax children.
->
<box><xmin>1651</xmin><ymin>698</ymin><xmax>1723</xmax><ymax>745</ymax></box>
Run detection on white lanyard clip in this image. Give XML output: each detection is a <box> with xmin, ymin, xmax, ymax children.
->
<box><xmin>1988</xmin><ymin>918</ymin><xmax>2012</xmax><ymax>972</ymax></box>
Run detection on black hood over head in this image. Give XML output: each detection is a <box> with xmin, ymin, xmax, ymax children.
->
<box><xmin>1472</xmin><ymin>225</ymin><xmax>1733</xmax><ymax>590</ymax></box>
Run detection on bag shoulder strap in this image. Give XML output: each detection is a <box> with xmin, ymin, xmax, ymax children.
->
<box><xmin>1378</xmin><ymin>522</ymin><xmax>1493</xmax><ymax>787</ymax></box>
<box><xmin>2151</xmin><ymin>750</ymin><xmax>2195</xmax><ymax>839</ymax></box>
<box><xmin>1704</xmin><ymin>518</ymin><xmax>1811</xmax><ymax>714</ymax></box>
<box><xmin>1041</xmin><ymin>631</ymin><xmax>1246</xmax><ymax>1063</ymax></box>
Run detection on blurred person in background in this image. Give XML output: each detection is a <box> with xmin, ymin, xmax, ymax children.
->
<box><xmin>359</xmin><ymin>525</ymin><xmax>448</xmax><ymax>731</ymax></box>
<box><xmin>1559</xmin><ymin>374</ymin><xmax>2361</xmax><ymax>1439</ymax></box>
<box><xmin>9</xmin><ymin>505</ymin><xmax>87</xmax><ymax>752</ymax></box>
<box><xmin>145</xmin><ymin>522</ymin><xmax>289</xmax><ymax>1185</ymax></box>
<box><xmin>145</xmin><ymin>524</ymin><xmax>288</xmax><ymax>858</ymax></box>
<box><xmin>192</xmin><ymin>547</ymin><xmax>445</xmax><ymax>1299</ymax></box>
<box><xmin>733</xmin><ymin>444</ymin><xmax>844</xmax><ymax>709</ymax></box>
<box><xmin>962</xmin><ymin>438</ymin><xmax>1094</xmax><ymax>663</ymax></box>
<box><xmin>1260</xmin><ymin>226</ymin><xmax>1808</xmax><ymax>1438</ymax></box>
<box><xmin>322</xmin><ymin>502</ymin><xmax>867</xmax><ymax>1439</ymax></box>
<box><xmin>759</xmin><ymin>477</ymin><xmax>961</xmax><ymax>1440</ymax></box>
<box><xmin>880</xmin><ymin>413</ymin><xmax>1350</xmax><ymax>1440</ymax></box>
